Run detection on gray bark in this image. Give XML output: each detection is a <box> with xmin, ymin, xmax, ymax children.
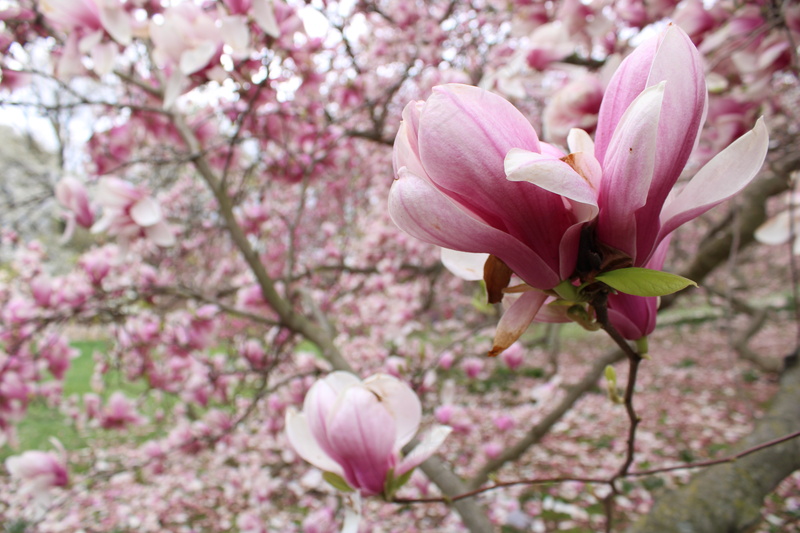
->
<box><xmin>627</xmin><ymin>355</ymin><xmax>800</xmax><ymax>533</ymax></box>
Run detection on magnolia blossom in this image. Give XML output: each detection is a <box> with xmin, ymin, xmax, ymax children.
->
<box><xmin>41</xmin><ymin>0</ymin><xmax>131</xmax><ymax>77</ymax></box>
<box><xmin>285</xmin><ymin>371</ymin><xmax>451</xmax><ymax>496</ymax></box>
<box><xmin>542</xmin><ymin>74</ymin><xmax>604</xmax><ymax>146</ymax></box>
<box><xmin>150</xmin><ymin>3</ymin><xmax>221</xmax><ymax>77</ymax></box>
<box><xmin>40</xmin><ymin>0</ymin><xmax>130</xmax><ymax>44</ymax></box>
<box><xmin>524</xmin><ymin>22</ymin><xmax>575</xmax><ymax>71</ymax></box>
<box><xmin>91</xmin><ymin>177</ymin><xmax>175</xmax><ymax>248</ymax></box>
<box><xmin>755</xmin><ymin>194</ymin><xmax>800</xmax><ymax>255</ymax></box>
<box><xmin>55</xmin><ymin>176</ymin><xmax>94</xmax><ymax>242</ymax></box>
<box><xmin>389</xmin><ymin>24</ymin><xmax>769</xmax><ymax>346</ymax></box>
<box><xmin>98</xmin><ymin>391</ymin><xmax>145</xmax><ymax>429</ymax></box>
<box><xmin>5</xmin><ymin>449</ymin><xmax>68</xmax><ymax>493</ymax></box>
<box><xmin>390</xmin><ymin>86</ymin><xmax>594</xmax><ymax>293</ymax></box>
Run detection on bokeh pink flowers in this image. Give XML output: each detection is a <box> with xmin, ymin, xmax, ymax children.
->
<box><xmin>91</xmin><ymin>177</ymin><xmax>175</xmax><ymax>248</ymax></box>
<box><xmin>5</xmin><ymin>448</ymin><xmax>68</xmax><ymax>493</ymax></box>
<box><xmin>390</xmin><ymin>24</ymin><xmax>769</xmax><ymax>346</ymax></box>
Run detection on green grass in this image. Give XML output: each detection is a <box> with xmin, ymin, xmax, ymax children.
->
<box><xmin>0</xmin><ymin>341</ymin><xmax>134</xmax><ymax>461</ymax></box>
<box><xmin>2</xmin><ymin>338</ymin><xmax>244</xmax><ymax>464</ymax></box>
<box><xmin>2</xmin><ymin>340</ymin><xmax>111</xmax><ymax>460</ymax></box>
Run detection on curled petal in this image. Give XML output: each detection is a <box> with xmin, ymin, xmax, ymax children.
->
<box><xmin>396</xmin><ymin>425</ymin><xmax>453</xmax><ymax>477</ymax></box>
<box><xmin>417</xmin><ymin>84</ymin><xmax>576</xmax><ymax>268</ymax></box>
<box><xmin>594</xmin><ymin>37</ymin><xmax>658</xmax><ymax>162</ymax></box>
<box><xmin>643</xmin><ymin>23</ymin><xmax>707</xmax><ymax>202</ymax></box>
<box><xmin>392</xmin><ymin>101</ymin><xmax>426</xmax><ymax>180</ymax></box>
<box><xmin>562</xmin><ymin>151</ymin><xmax>602</xmax><ymax>193</ymax></box>
<box><xmin>489</xmin><ymin>290</ymin><xmax>549</xmax><ymax>357</ymax></box>
<box><xmin>566</xmin><ymin>128</ymin><xmax>595</xmax><ymax>156</ymax></box>
<box><xmin>658</xmin><ymin>117</ymin><xmax>769</xmax><ymax>241</ymax></box>
<box><xmin>304</xmin><ymin>371</ymin><xmax>361</xmax><ymax>465</ymax></box>
<box><xmin>632</xmin><ymin>24</ymin><xmax>708</xmax><ymax>260</ymax></box>
<box><xmin>440</xmin><ymin>249</ymin><xmax>489</xmax><ymax>281</ymax></box>
<box><xmin>505</xmin><ymin>148</ymin><xmax>598</xmax><ymax>220</ymax></box>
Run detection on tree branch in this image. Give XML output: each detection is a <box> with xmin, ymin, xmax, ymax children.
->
<box><xmin>467</xmin><ymin>347</ymin><xmax>625</xmax><ymax>490</ymax></box>
<box><xmin>170</xmin><ymin>111</ymin><xmax>494</xmax><ymax>533</ymax></box>
<box><xmin>626</xmin><ymin>354</ymin><xmax>800</xmax><ymax>533</ymax></box>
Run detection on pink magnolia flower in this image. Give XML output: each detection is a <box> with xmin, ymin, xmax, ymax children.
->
<box><xmin>5</xmin><ymin>449</ymin><xmax>68</xmax><ymax>493</ymax></box>
<box><xmin>390</xmin><ymin>24</ymin><xmax>769</xmax><ymax>345</ymax></box>
<box><xmin>91</xmin><ymin>177</ymin><xmax>175</xmax><ymax>248</ymax></box>
<box><xmin>544</xmin><ymin>79</ymin><xmax>604</xmax><ymax>147</ymax></box>
<box><xmin>55</xmin><ymin>176</ymin><xmax>95</xmax><ymax>241</ymax></box>
<box><xmin>389</xmin><ymin>86</ymin><xmax>596</xmax><ymax>293</ymax></box>
<box><xmin>524</xmin><ymin>22</ymin><xmax>575</xmax><ymax>71</ymax></box>
<box><xmin>461</xmin><ymin>356</ymin><xmax>485</xmax><ymax>379</ymax></box>
<box><xmin>99</xmin><ymin>391</ymin><xmax>145</xmax><ymax>429</ymax></box>
<box><xmin>285</xmin><ymin>372</ymin><xmax>451</xmax><ymax>496</ymax></box>
<box><xmin>41</xmin><ymin>0</ymin><xmax>130</xmax><ymax>78</ymax></box>
<box><xmin>41</xmin><ymin>0</ymin><xmax>130</xmax><ymax>44</ymax></box>
<box><xmin>500</xmin><ymin>342</ymin><xmax>525</xmax><ymax>370</ymax></box>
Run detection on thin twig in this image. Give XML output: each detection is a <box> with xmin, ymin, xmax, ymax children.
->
<box><xmin>591</xmin><ymin>290</ymin><xmax>644</xmax><ymax>532</ymax></box>
<box><xmin>627</xmin><ymin>428</ymin><xmax>800</xmax><ymax>477</ymax></box>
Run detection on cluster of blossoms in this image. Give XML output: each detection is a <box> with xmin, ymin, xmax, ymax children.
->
<box><xmin>55</xmin><ymin>176</ymin><xmax>174</xmax><ymax>249</ymax></box>
<box><xmin>1</xmin><ymin>0</ymin><xmax>798</xmax><ymax>530</ymax></box>
<box><xmin>5</xmin><ymin>448</ymin><xmax>68</xmax><ymax>488</ymax></box>
<box><xmin>390</xmin><ymin>24</ymin><xmax>769</xmax><ymax>354</ymax></box>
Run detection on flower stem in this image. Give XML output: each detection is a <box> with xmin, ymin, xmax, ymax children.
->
<box><xmin>591</xmin><ymin>290</ymin><xmax>644</xmax><ymax>532</ymax></box>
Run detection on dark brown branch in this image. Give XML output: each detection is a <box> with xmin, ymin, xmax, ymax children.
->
<box><xmin>467</xmin><ymin>347</ymin><xmax>625</xmax><ymax>490</ymax></box>
<box><xmin>169</xmin><ymin>110</ymin><xmax>495</xmax><ymax>533</ymax></box>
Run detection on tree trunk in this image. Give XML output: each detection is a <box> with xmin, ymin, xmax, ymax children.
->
<box><xmin>627</xmin><ymin>354</ymin><xmax>800</xmax><ymax>533</ymax></box>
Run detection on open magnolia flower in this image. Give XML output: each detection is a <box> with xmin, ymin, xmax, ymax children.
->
<box><xmin>5</xmin><ymin>448</ymin><xmax>69</xmax><ymax>494</ymax></box>
<box><xmin>91</xmin><ymin>177</ymin><xmax>175</xmax><ymax>248</ymax></box>
<box><xmin>389</xmin><ymin>24</ymin><xmax>769</xmax><ymax>351</ymax></box>
<box><xmin>286</xmin><ymin>371</ymin><xmax>451</xmax><ymax>498</ymax></box>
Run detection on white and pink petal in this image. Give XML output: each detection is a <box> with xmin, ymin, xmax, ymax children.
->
<box><xmin>285</xmin><ymin>410</ymin><xmax>344</xmax><ymax>477</ymax></box>
<box><xmin>658</xmin><ymin>117</ymin><xmax>769</xmax><ymax>241</ymax></box>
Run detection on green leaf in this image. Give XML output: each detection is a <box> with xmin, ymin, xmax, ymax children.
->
<box><xmin>323</xmin><ymin>471</ymin><xmax>354</xmax><ymax>493</ymax></box>
<box><xmin>384</xmin><ymin>466</ymin><xmax>415</xmax><ymax>500</ymax></box>
<box><xmin>595</xmin><ymin>268</ymin><xmax>697</xmax><ymax>297</ymax></box>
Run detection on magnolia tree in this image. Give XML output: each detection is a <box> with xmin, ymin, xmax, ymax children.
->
<box><xmin>1</xmin><ymin>0</ymin><xmax>799</xmax><ymax>531</ymax></box>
